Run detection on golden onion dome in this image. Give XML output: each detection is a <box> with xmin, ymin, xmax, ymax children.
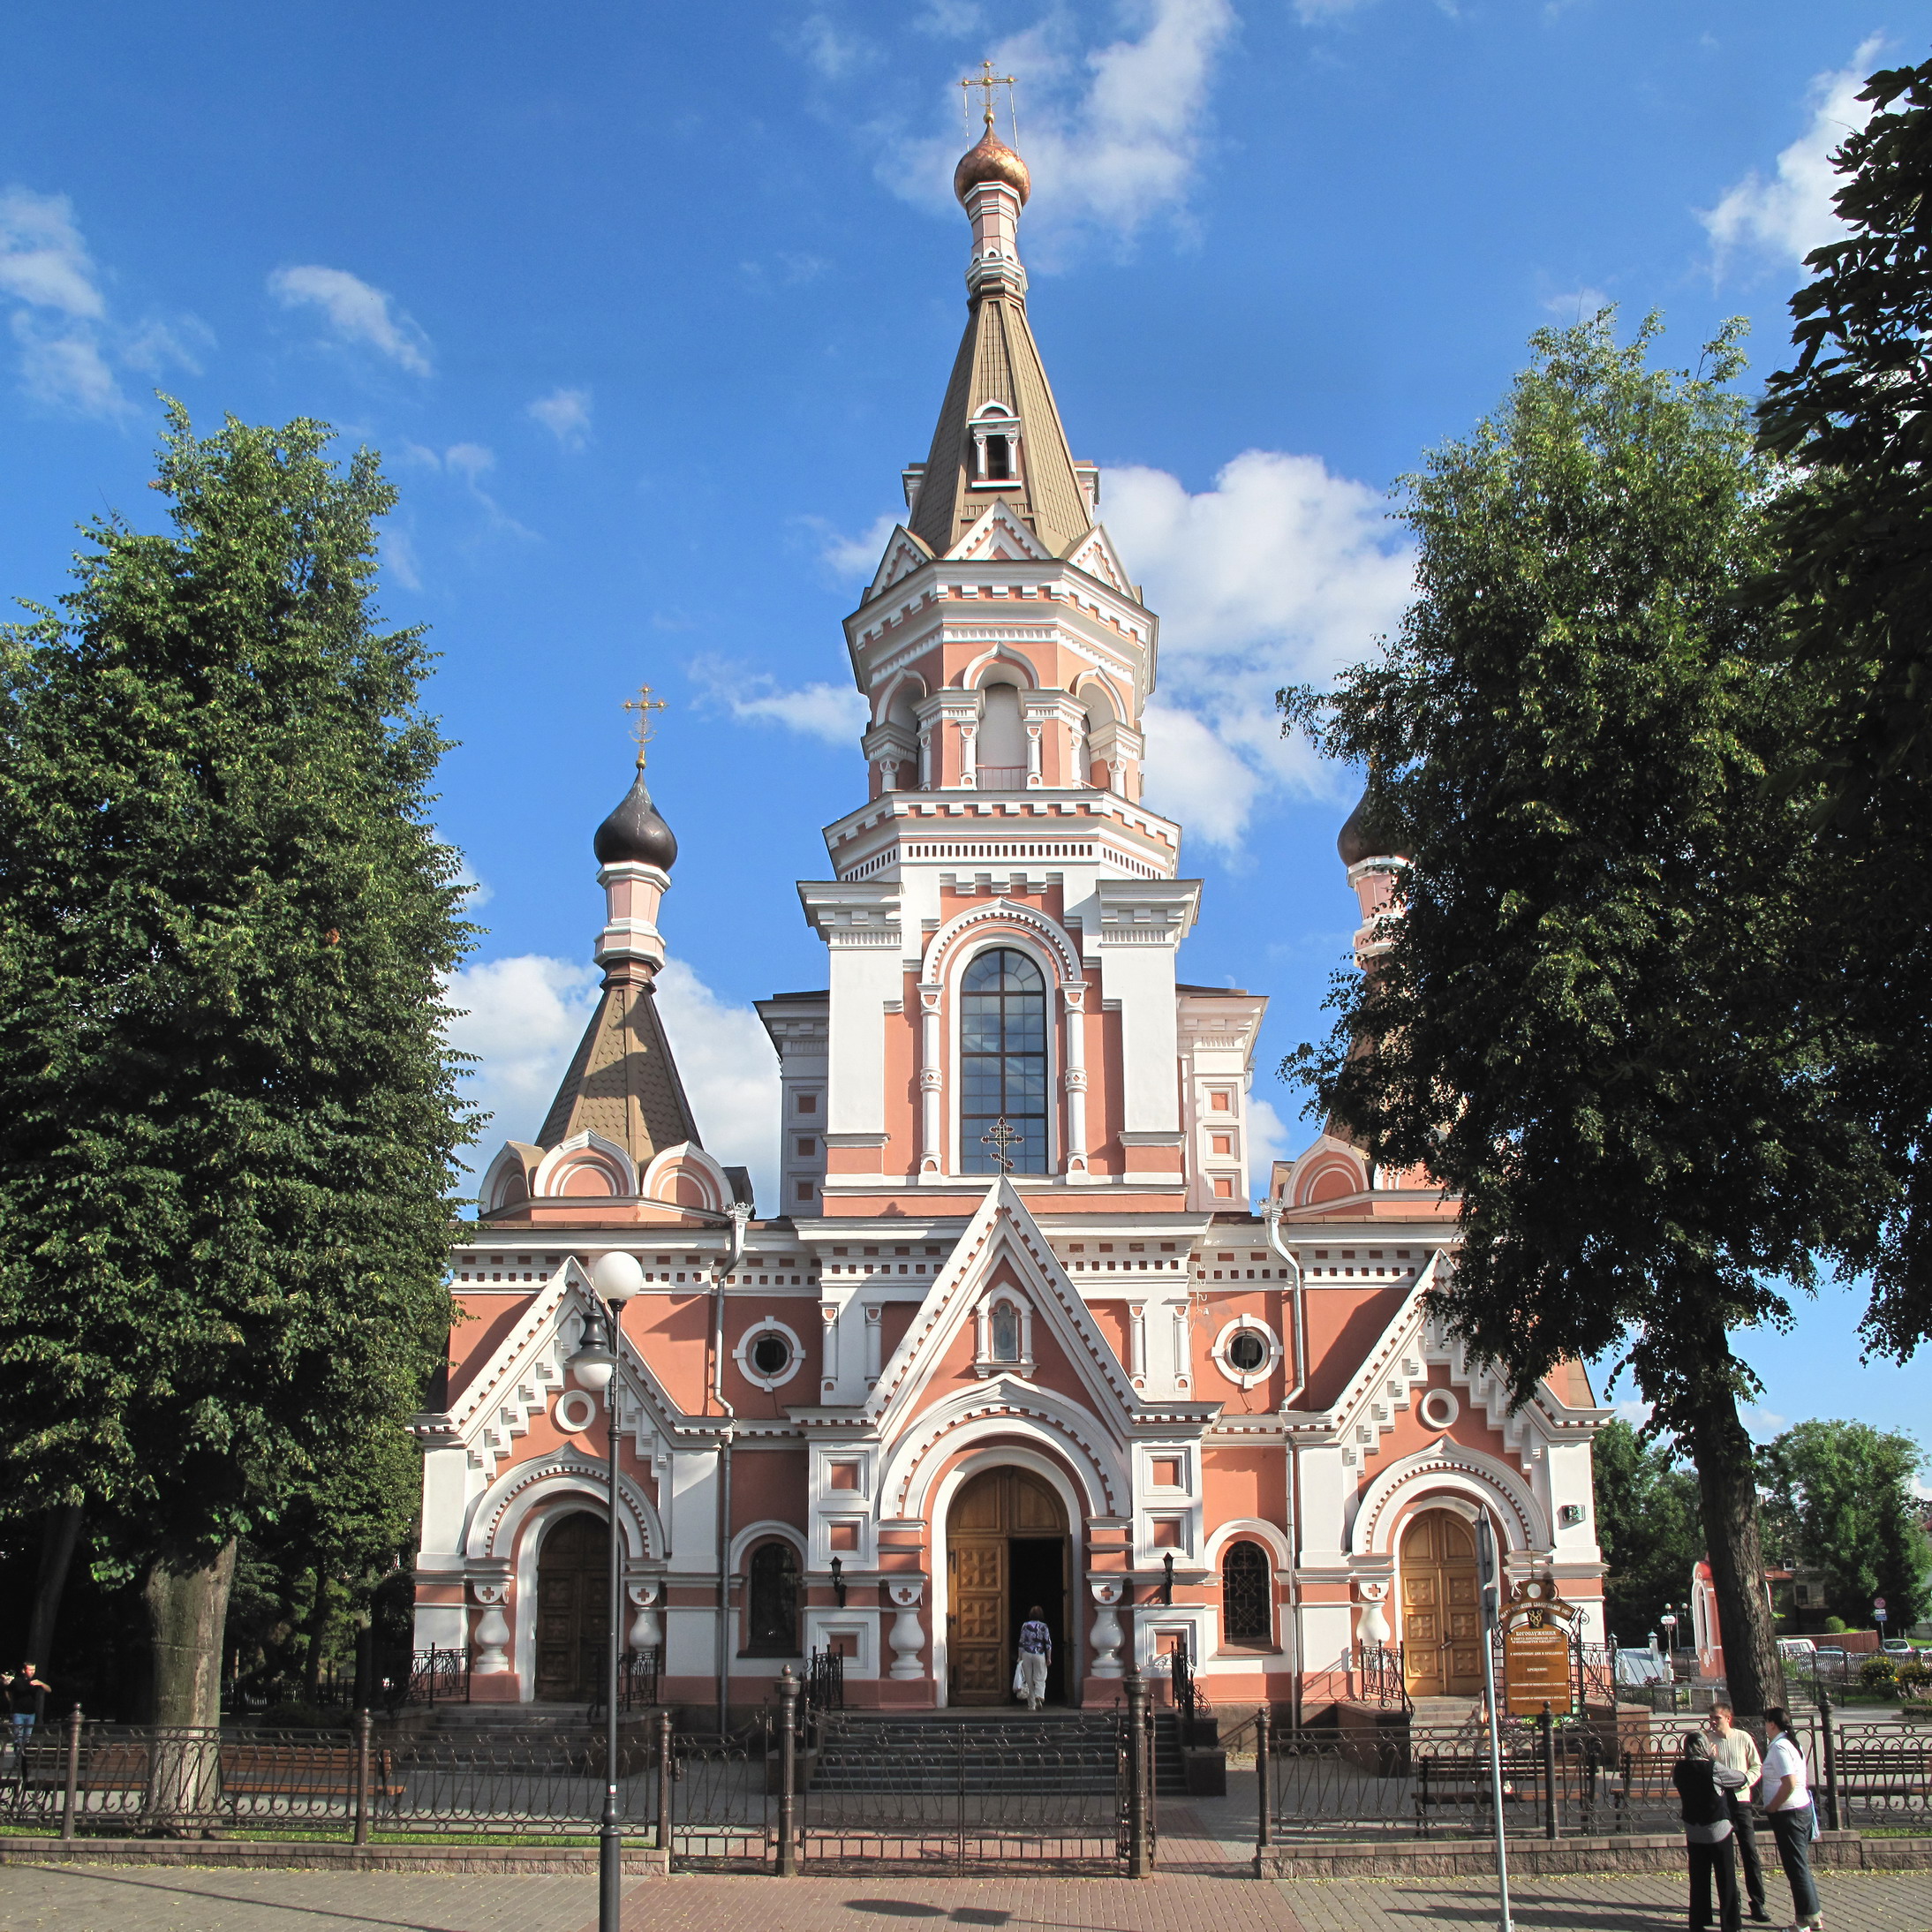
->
<box><xmin>954</xmin><ymin>124</ymin><xmax>1031</xmax><ymax>206</ymax></box>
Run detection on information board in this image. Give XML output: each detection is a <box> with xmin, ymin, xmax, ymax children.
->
<box><xmin>1503</xmin><ymin>1624</ymin><xmax>1574</xmax><ymax>1717</ymax></box>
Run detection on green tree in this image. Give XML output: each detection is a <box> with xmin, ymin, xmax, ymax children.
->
<box><xmin>1591</xmin><ymin>1418</ymin><xmax>1706</xmax><ymax>1644</ymax></box>
<box><xmin>1757</xmin><ymin>56</ymin><xmax>1932</xmax><ymax>1359</ymax></box>
<box><xmin>1760</xmin><ymin>1420</ymin><xmax>1931</xmax><ymax>1630</ymax></box>
<box><xmin>0</xmin><ymin>405</ymin><xmax>473</xmax><ymax>1731</ymax></box>
<box><xmin>1282</xmin><ymin>315</ymin><xmax>1890</xmax><ymax>1719</ymax></box>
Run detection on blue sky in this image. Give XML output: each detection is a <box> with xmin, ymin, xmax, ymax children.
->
<box><xmin>1</xmin><ymin>0</ymin><xmax>1922</xmax><ymax>1445</ymax></box>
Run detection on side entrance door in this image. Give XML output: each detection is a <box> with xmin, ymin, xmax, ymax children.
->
<box><xmin>1400</xmin><ymin>1507</ymin><xmax>1483</xmax><ymax>1698</ymax></box>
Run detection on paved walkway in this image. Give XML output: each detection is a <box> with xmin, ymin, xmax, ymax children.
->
<box><xmin>4</xmin><ymin>1865</ymin><xmax>1932</xmax><ymax>1932</ymax></box>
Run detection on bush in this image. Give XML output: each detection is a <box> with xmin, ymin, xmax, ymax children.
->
<box><xmin>1824</xmin><ymin>1616</ymin><xmax>1850</xmax><ymax>1634</ymax></box>
<box><xmin>1859</xmin><ymin>1656</ymin><xmax>1899</xmax><ymax>1692</ymax></box>
<box><xmin>1898</xmin><ymin>1660</ymin><xmax>1931</xmax><ymax>1693</ymax></box>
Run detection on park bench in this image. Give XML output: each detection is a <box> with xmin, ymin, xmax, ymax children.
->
<box><xmin>13</xmin><ymin>1739</ymin><xmax>150</xmax><ymax>1794</ymax></box>
<box><xmin>1413</xmin><ymin>1752</ymin><xmax>1531</xmax><ymax>1833</ymax></box>
<box><xmin>219</xmin><ymin>1740</ymin><xmax>405</xmax><ymax>1807</ymax></box>
<box><xmin>1830</xmin><ymin>1740</ymin><xmax>1932</xmax><ymax>1806</ymax></box>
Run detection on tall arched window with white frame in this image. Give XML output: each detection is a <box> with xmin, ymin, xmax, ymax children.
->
<box><xmin>960</xmin><ymin>947</ymin><xmax>1048</xmax><ymax>1174</ymax></box>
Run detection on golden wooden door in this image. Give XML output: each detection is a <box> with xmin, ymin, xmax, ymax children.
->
<box><xmin>947</xmin><ymin>1468</ymin><xmax>1066</xmax><ymax>1705</ymax></box>
<box><xmin>1400</xmin><ymin>1509</ymin><xmax>1483</xmax><ymax>1698</ymax></box>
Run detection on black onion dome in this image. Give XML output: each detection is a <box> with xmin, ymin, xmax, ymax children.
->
<box><xmin>1337</xmin><ymin>786</ymin><xmax>1410</xmax><ymax>867</ymax></box>
<box><xmin>593</xmin><ymin>769</ymin><xmax>678</xmax><ymax>870</ymax></box>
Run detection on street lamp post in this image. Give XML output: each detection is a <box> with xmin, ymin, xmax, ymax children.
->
<box><xmin>571</xmin><ymin>1250</ymin><xmax>645</xmax><ymax>1932</ymax></box>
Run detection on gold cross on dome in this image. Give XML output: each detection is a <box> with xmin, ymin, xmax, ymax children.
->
<box><xmin>961</xmin><ymin>59</ymin><xmax>1017</xmax><ymax>133</ymax></box>
<box><xmin>623</xmin><ymin>684</ymin><xmax>667</xmax><ymax>770</ymax></box>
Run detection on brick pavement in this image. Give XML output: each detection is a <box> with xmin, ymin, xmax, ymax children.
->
<box><xmin>4</xmin><ymin>1863</ymin><xmax>1932</xmax><ymax>1932</ymax></box>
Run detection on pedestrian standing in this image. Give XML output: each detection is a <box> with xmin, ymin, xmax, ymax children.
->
<box><xmin>1674</xmin><ymin>1730</ymin><xmax>1747</xmax><ymax>1932</ymax></box>
<box><xmin>1709</xmin><ymin>1702</ymin><xmax>1770</xmax><ymax>1922</ymax></box>
<box><xmin>4</xmin><ymin>1663</ymin><xmax>50</xmax><ymax>1756</ymax></box>
<box><xmin>1761</xmin><ymin>1706</ymin><xmax>1822</xmax><ymax>1932</ymax></box>
<box><xmin>1013</xmin><ymin>1606</ymin><xmax>1052</xmax><ymax>1710</ymax></box>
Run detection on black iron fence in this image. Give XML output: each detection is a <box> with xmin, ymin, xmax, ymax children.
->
<box><xmin>804</xmin><ymin>1646</ymin><xmax>844</xmax><ymax>1715</ymax></box>
<box><xmin>2</xmin><ymin>1674</ymin><xmax>1166</xmax><ymax>1875</ymax></box>
<box><xmin>1249</xmin><ymin>1706</ymin><xmax>1931</xmax><ymax>1851</ymax></box>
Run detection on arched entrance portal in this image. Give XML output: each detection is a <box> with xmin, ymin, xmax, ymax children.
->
<box><xmin>946</xmin><ymin>1468</ymin><xmax>1068</xmax><ymax>1705</ymax></box>
<box><xmin>533</xmin><ymin>1511</ymin><xmax>608</xmax><ymax>1702</ymax></box>
<box><xmin>1400</xmin><ymin>1507</ymin><xmax>1483</xmax><ymax>1698</ymax></box>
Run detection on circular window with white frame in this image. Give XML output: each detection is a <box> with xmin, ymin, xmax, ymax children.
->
<box><xmin>736</xmin><ymin>1318</ymin><xmax>804</xmax><ymax>1391</ymax></box>
<box><xmin>1212</xmin><ymin>1317</ymin><xmax>1281</xmax><ymax>1389</ymax></box>
<box><xmin>1418</xmin><ymin>1387</ymin><xmax>1460</xmax><ymax>1430</ymax></box>
<box><xmin>553</xmin><ymin>1388</ymin><xmax>600</xmax><ymax>1434</ymax></box>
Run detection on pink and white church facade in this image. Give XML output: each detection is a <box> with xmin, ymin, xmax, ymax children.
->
<box><xmin>410</xmin><ymin>119</ymin><xmax>1610</xmax><ymax>1719</ymax></box>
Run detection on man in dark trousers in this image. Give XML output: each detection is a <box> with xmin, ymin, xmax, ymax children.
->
<box><xmin>1709</xmin><ymin>1703</ymin><xmax>1770</xmax><ymax>1921</ymax></box>
<box><xmin>1674</xmin><ymin>1729</ymin><xmax>1747</xmax><ymax>1932</ymax></box>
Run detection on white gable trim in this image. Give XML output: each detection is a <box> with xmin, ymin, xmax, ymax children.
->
<box><xmin>946</xmin><ymin>500</ymin><xmax>1052</xmax><ymax>563</ymax></box>
<box><xmin>864</xmin><ymin>524</ymin><xmax>933</xmax><ymax>604</ymax></box>
<box><xmin>1347</xmin><ymin>1438</ymin><xmax>1549</xmax><ymax>1557</ymax></box>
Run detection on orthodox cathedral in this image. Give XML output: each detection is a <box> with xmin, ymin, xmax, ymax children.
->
<box><xmin>411</xmin><ymin>112</ymin><xmax>1608</xmax><ymax>1721</ymax></box>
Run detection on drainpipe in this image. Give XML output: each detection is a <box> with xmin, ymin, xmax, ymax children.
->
<box><xmin>713</xmin><ymin>1202</ymin><xmax>751</xmax><ymax>1735</ymax></box>
<box><xmin>1263</xmin><ymin>1203</ymin><xmax>1307</xmax><ymax>1730</ymax></box>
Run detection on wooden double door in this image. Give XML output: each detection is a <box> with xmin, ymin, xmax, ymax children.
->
<box><xmin>1400</xmin><ymin>1507</ymin><xmax>1483</xmax><ymax>1697</ymax></box>
<box><xmin>533</xmin><ymin>1511</ymin><xmax>609</xmax><ymax>1702</ymax></box>
<box><xmin>947</xmin><ymin>1468</ymin><xmax>1068</xmax><ymax>1705</ymax></box>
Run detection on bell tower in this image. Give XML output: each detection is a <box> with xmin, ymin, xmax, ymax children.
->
<box><xmin>768</xmin><ymin>105</ymin><xmax>1264</xmax><ymax>1219</ymax></box>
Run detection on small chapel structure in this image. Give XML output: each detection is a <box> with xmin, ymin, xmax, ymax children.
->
<box><xmin>410</xmin><ymin>112</ymin><xmax>1609</xmax><ymax>1721</ymax></box>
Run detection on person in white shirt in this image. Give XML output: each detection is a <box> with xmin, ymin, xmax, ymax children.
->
<box><xmin>1708</xmin><ymin>1704</ymin><xmax>1770</xmax><ymax>1921</ymax></box>
<box><xmin>1760</xmin><ymin>1707</ymin><xmax>1820</xmax><ymax>1931</ymax></box>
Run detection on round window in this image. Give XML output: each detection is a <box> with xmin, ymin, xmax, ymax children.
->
<box><xmin>1226</xmin><ymin>1329</ymin><xmax>1269</xmax><ymax>1374</ymax></box>
<box><xmin>1418</xmin><ymin>1387</ymin><xmax>1460</xmax><ymax>1430</ymax></box>
<box><xmin>750</xmin><ymin>1332</ymin><xmax>793</xmax><ymax>1378</ymax></box>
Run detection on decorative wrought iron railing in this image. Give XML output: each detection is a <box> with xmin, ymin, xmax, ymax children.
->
<box><xmin>804</xmin><ymin>1645</ymin><xmax>845</xmax><ymax>1714</ymax></box>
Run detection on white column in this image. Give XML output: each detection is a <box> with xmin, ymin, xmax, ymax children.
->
<box><xmin>864</xmin><ymin>1304</ymin><xmax>883</xmax><ymax>1386</ymax></box>
<box><xmin>1129</xmin><ymin>1304</ymin><xmax>1147</xmax><ymax>1382</ymax></box>
<box><xmin>879</xmin><ymin>758</ymin><xmax>899</xmax><ymax>792</ymax></box>
<box><xmin>819</xmin><ymin>1302</ymin><xmax>839</xmax><ymax>1396</ymax></box>
<box><xmin>1025</xmin><ymin>721</ymin><xmax>1042</xmax><ymax>788</ymax></box>
<box><xmin>1060</xmin><ymin>982</ymin><xmax>1089</xmax><ymax>1177</ymax></box>
<box><xmin>960</xmin><ymin>722</ymin><xmax>977</xmax><ymax>790</ymax></box>
<box><xmin>917</xmin><ymin>728</ymin><xmax>932</xmax><ymax>789</ymax></box>
<box><xmin>918</xmin><ymin>984</ymin><xmax>944</xmax><ymax>1175</ymax></box>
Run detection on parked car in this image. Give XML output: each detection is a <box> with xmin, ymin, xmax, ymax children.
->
<box><xmin>1777</xmin><ymin>1637</ymin><xmax>1817</xmax><ymax>1661</ymax></box>
<box><xmin>1883</xmin><ymin>1638</ymin><xmax>1913</xmax><ymax>1656</ymax></box>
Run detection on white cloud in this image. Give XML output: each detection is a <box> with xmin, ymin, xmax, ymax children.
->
<box><xmin>442</xmin><ymin>441</ymin><xmax>495</xmax><ymax>483</ymax></box>
<box><xmin>1290</xmin><ymin>0</ymin><xmax>1377</xmax><ymax>17</ymax></box>
<box><xmin>1542</xmin><ymin>285</ymin><xmax>1611</xmax><ymax>322</ymax></box>
<box><xmin>1248</xmin><ymin>1094</ymin><xmax>1294</xmax><ymax>1190</ymax></box>
<box><xmin>10</xmin><ymin>313</ymin><xmax>125</xmax><ymax>417</ymax></box>
<box><xmin>528</xmin><ymin>386</ymin><xmax>592</xmax><ymax>449</ymax></box>
<box><xmin>0</xmin><ymin>186</ymin><xmax>106</xmax><ymax>318</ymax></box>
<box><xmin>809</xmin><ymin>509</ymin><xmax>898</xmax><ymax>581</ymax></box>
<box><xmin>887</xmin><ymin>0</ymin><xmax>1235</xmax><ymax>245</ymax></box>
<box><xmin>0</xmin><ymin>185</ymin><xmax>133</xmax><ymax>417</ymax></box>
<box><xmin>654</xmin><ymin>958</ymin><xmax>782</xmax><ymax>1211</ymax></box>
<box><xmin>445</xmin><ymin>954</ymin><xmax>600</xmax><ymax>1163</ymax></box>
<box><xmin>689</xmin><ymin>654</ymin><xmax>869</xmax><ymax>746</ymax></box>
<box><xmin>1103</xmin><ymin>449</ymin><xmax>1415</xmax><ymax>849</ymax></box>
<box><xmin>1702</xmin><ymin>37</ymin><xmax>1884</xmax><ymax>270</ymax></box>
<box><xmin>444</xmin><ymin>951</ymin><xmax>781</xmax><ymax>1211</ymax></box>
<box><xmin>268</xmin><ymin>264</ymin><xmax>433</xmax><ymax>374</ymax></box>
<box><xmin>791</xmin><ymin>11</ymin><xmax>873</xmax><ymax>79</ymax></box>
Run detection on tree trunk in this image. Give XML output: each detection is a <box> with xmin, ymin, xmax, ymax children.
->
<box><xmin>142</xmin><ymin>1543</ymin><xmax>237</xmax><ymax>1836</ymax></box>
<box><xmin>1683</xmin><ymin>1385</ymin><xmax>1784</xmax><ymax>1721</ymax></box>
<box><xmin>302</xmin><ymin>1574</ymin><xmax>333</xmax><ymax>1703</ymax></box>
<box><xmin>24</xmin><ymin>1504</ymin><xmax>83</xmax><ymax>1674</ymax></box>
<box><xmin>146</xmin><ymin>1543</ymin><xmax>237</xmax><ymax>1727</ymax></box>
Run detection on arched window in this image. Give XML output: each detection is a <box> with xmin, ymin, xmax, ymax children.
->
<box><xmin>744</xmin><ymin>1540</ymin><xmax>801</xmax><ymax>1656</ymax></box>
<box><xmin>1221</xmin><ymin>1541</ymin><xmax>1272</xmax><ymax>1649</ymax></box>
<box><xmin>990</xmin><ymin>1299</ymin><xmax>1021</xmax><ymax>1362</ymax></box>
<box><xmin>961</xmin><ymin>947</ymin><xmax>1047</xmax><ymax>1174</ymax></box>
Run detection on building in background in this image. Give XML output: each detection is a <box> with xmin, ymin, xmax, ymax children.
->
<box><xmin>410</xmin><ymin>113</ymin><xmax>1608</xmax><ymax>1719</ymax></box>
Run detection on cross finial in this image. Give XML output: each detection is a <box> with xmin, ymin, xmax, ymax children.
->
<box><xmin>623</xmin><ymin>684</ymin><xmax>668</xmax><ymax>771</ymax></box>
<box><xmin>961</xmin><ymin>59</ymin><xmax>1017</xmax><ymax>135</ymax></box>
<box><xmin>979</xmin><ymin>1116</ymin><xmax>1023</xmax><ymax>1174</ymax></box>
